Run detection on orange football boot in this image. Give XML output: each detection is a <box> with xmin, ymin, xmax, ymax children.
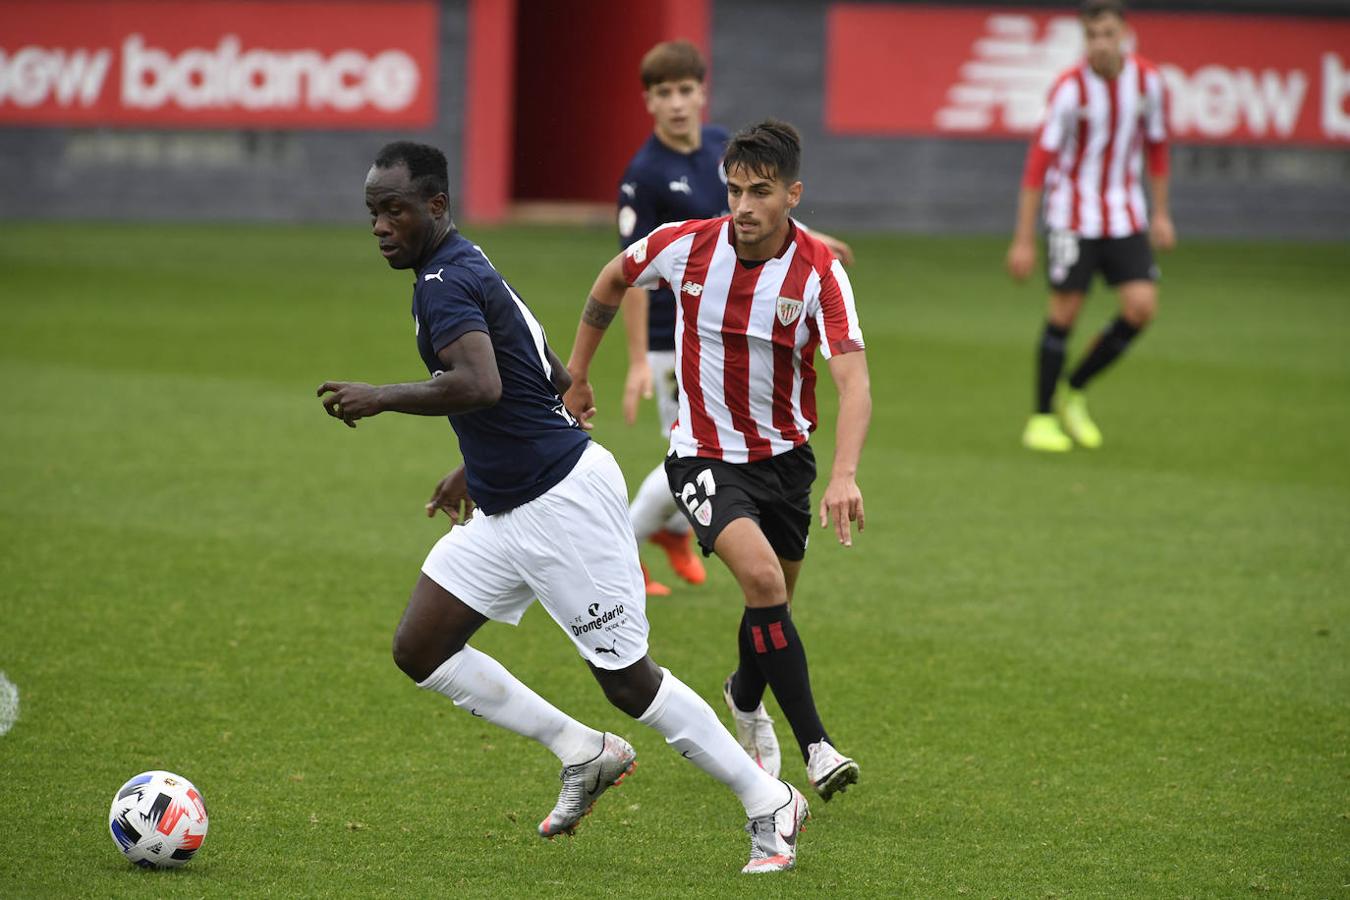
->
<box><xmin>650</xmin><ymin>529</ymin><xmax>706</xmax><ymax>585</ymax></box>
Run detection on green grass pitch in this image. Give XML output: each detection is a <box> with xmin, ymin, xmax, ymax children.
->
<box><xmin>1</xmin><ymin>222</ymin><xmax>1346</xmax><ymax>897</ymax></box>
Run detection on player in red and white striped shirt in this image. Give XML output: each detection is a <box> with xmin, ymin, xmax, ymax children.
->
<box><xmin>566</xmin><ymin>121</ymin><xmax>870</xmax><ymax>803</ymax></box>
<box><xmin>1006</xmin><ymin>0</ymin><xmax>1177</xmax><ymax>452</ymax></box>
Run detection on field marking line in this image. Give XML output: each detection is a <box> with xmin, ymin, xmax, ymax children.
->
<box><xmin>0</xmin><ymin>672</ymin><xmax>19</xmax><ymax>736</ymax></box>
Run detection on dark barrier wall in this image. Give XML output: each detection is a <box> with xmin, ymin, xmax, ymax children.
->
<box><xmin>708</xmin><ymin>0</ymin><xmax>1350</xmax><ymax>239</ymax></box>
<box><xmin>0</xmin><ymin>1</ymin><xmax>468</xmax><ymax>223</ymax></box>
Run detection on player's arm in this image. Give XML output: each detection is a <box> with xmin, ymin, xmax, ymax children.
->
<box><xmin>617</xmin><ymin>172</ymin><xmax>660</xmax><ymax>424</ymax></box>
<box><xmin>1006</xmin><ymin>183</ymin><xmax>1044</xmax><ymax>282</ymax></box>
<box><xmin>545</xmin><ymin>342</ymin><xmax>572</xmax><ymax>397</ymax></box>
<box><xmin>563</xmin><ymin>254</ymin><xmax>630</xmax><ymax>427</ymax></box>
<box><xmin>620</xmin><ymin>287</ymin><xmax>653</xmax><ymax>425</ymax></box>
<box><xmin>317</xmin><ymin>331</ymin><xmax>502</xmax><ymax>427</ymax></box>
<box><xmin>1148</xmin><ymin>172</ymin><xmax>1174</xmax><ymax>250</ymax></box>
<box><xmin>820</xmin><ymin>350</ymin><xmax>871</xmax><ymax>547</ymax></box>
<box><xmin>1143</xmin><ymin>69</ymin><xmax>1176</xmax><ymax>251</ymax></box>
<box><xmin>1008</xmin><ymin>76</ymin><xmax>1075</xmax><ymax>281</ymax></box>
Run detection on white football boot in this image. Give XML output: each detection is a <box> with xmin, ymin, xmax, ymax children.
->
<box><xmin>805</xmin><ymin>740</ymin><xmax>859</xmax><ymax>801</ymax></box>
<box><xmin>722</xmin><ymin>675</ymin><xmax>782</xmax><ymax>777</ymax></box>
<box><xmin>741</xmin><ymin>782</ymin><xmax>809</xmax><ymax>874</ymax></box>
<box><xmin>537</xmin><ymin>733</ymin><xmax>636</xmax><ymax>838</ymax></box>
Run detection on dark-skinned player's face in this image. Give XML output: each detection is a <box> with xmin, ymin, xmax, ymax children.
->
<box><xmin>726</xmin><ymin>163</ymin><xmax>801</xmax><ymax>251</ymax></box>
<box><xmin>365</xmin><ymin>163</ymin><xmax>446</xmax><ymax>270</ymax></box>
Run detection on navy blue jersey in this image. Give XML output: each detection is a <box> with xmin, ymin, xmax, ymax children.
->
<box><xmin>412</xmin><ymin>231</ymin><xmax>588</xmax><ymax>515</ymax></box>
<box><xmin>617</xmin><ymin>124</ymin><xmax>730</xmax><ymax>352</ymax></box>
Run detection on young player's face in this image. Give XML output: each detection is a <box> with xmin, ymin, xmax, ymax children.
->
<box><xmin>1083</xmin><ymin>13</ymin><xmax>1127</xmax><ymax>76</ymax></box>
<box><xmin>726</xmin><ymin>164</ymin><xmax>802</xmax><ymax>254</ymax></box>
<box><xmin>364</xmin><ymin>164</ymin><xmax>445</xmax><ymax>270</ymax></box>
<box><xmin>645</xmin><ymin>77</ymin><xmax>705</xmax><ymax>144</ymax></box>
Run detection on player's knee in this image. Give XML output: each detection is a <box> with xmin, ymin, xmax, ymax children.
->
<box><xmin>392</xmin><ymin>624</ymin><xmax>454</xmax><ymax>684</ymax></box>
<box><xmin>597</xmin><ymin>674</ymin><xmax>656</xmax><ymax>718</ymax></box>
<box><xmin>739</xmin><ymin>559</ymin><xmax>788</xmax><ymax>606</ymax></box>
<box><xmin>1122</xmin><ymin>293</ymin><xmax>1157</xmax><ymax>327</ymax></box>
<box><xmin>1047</xmin><ymin>297</ymin><xmax>1082</xmax><ymax>328</ymax></box>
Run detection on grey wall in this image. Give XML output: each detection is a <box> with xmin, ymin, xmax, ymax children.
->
<box><xmin>709</xmin><ymin>0</ymin><xmax>1350</xmax><ymax>240</ymax></box>
<box><xmin>0</xmin><ymin>1</ymin><xmax>468</xmax><ymax>223</ymax></box>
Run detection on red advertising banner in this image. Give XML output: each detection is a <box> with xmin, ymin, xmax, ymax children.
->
<box><xmin>0</xmin><ymin>0</ymin><xmax>438</xmax><ymax>128</ymax></box>
<box><xmin>826</xmin><ymin>5</ymin><xmax>1350</xmax><ymax>145</ymax></box>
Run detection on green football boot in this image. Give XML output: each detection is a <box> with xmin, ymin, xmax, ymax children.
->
<box><xmin>1057</xmin><ymin>388</ymin><xmax>1103</xmax><ymax>449</ymax></box>
<box><xmin>1022</xmin><ymin>413</ymin><xmax>1073</xmax><ymax>452</ymax></box>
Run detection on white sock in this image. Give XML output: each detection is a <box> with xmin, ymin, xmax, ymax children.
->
<box><xmin>418</xmin><ymin>647</ymin><xmax>602</xmax><ymax>766</ymax></box>
<box><xmin>630</xmin><ymin>464</ymin><xmax>677</xmax><ymax>544</ymax></box>
<box><xmin>662</xmin><ymin>510</ymin><xmax>691</xmax><ymax>535</ymax></box>
<box><xmin>637</xmin><ymin>667</ymin><xmax>788</xmax><ymax>818</ymax></box>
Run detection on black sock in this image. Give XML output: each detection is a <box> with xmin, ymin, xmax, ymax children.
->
<box><xmin>1068</xmin><ymin>316</ymin><xmax>1142</xmax><ymax>390</ymax></box>
<box><xmin>1037</xmin><ymin>322</ymin><xmax>1070</xmax><ymax>413</ymax></box>
<box><xmin>730</xmin><ymin>611</ymin><xmax>768</xmax><ymax>712</ymax></box>
<box><xmin>744</xmin><ymin>604</ymin><xmax>830</xmax><ymax>762</ymax></box>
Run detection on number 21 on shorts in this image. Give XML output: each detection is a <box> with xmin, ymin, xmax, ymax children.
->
<box><xmin>680</xmin><ymin>468</ymin><xmax>716</xmax><ymax>527</ymax></box>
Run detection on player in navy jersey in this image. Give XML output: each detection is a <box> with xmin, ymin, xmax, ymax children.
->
<box><xmin>315</xmin><ymin>141</ymin><xmax>809</xmax><ymax>873</ymax></box>
<box><xmin>618</xmin><ymin>41</ymin><xmax>855</xmax><ymax>597</ymax></box>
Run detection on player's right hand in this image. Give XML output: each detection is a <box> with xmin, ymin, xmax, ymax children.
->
<box><xmin>1005</xmin><ymin>238</ymin><xmax>1036</xmax><ymax>282</ymax></box>
<box><xmin>622</xmin><ymin>361</ymin><xmax>654</xmax><ymax>426</ymax></box>
<box><xmin>426</xmin><ymin>465</ymin><xmax>475</xmax><ymax>525</ymax></box>
<box><xmin>563</xmin><ymin>377</ymin><xmax>597</xmax><ymax>431</ymax></box>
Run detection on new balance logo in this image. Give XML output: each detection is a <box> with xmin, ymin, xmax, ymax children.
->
<box><xmin>936</xmin><ymin>14</ymin><xmax>1082</xmax><ymax>133</ymax></box>
<box><xmin>423</xmin><ymin>268</ymin><xmax>444</xmax><ymax>282</ymax></box>
<box><xmin>682</xmin><ymin>281</ymin><xmax>703</xmax><ymax>296</ymax></box>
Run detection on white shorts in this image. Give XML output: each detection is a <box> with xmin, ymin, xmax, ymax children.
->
<box><xmin>420</xmin><ymin>442</ymin><xmax>650</xmax><ymax>670</ymax></box>
<box><xmin>649</xmin><ymin>349</ymin><xmax>679</xmax><ymax>436</ymax></box>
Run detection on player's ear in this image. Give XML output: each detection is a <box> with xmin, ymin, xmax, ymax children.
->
<box><xmin>786</xmin><ymin>181</ymin><xmax>803</xmax><ymax>209</ymax></box>
<box><xmin>429</xmin><ymin>192</ymin><xmax>449</xmax><ymax>218</ymax></box>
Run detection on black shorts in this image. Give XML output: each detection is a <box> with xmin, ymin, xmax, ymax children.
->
<box><xmin>665</xmin><ymin>443</ymin><xmax>816</xmax><ymax>562</ymax></box>
<box><xmin>1046</xmin><ymin>230</ymin><xmax>1158</xmax><ymax>293</ymax></box>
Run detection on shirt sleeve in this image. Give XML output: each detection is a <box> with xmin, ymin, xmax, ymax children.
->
<box><xmin>617</xmin><ymin>166</ymin><xmax>662</xmax><ymax>251</ymax></box>
<box><xmin>620</xmin><ymin>220</ymin><xmax>695</xmax><ymax>291</ymax></box>
<box><xmin>1038</xmin><ymin>75</ymin><xmax>1080</xmax><ymax>153</ymax></box>
<box><xmin>1142</xmin><ymin>65</ymin><xmax>1170</xmax><ymax>177</ymax></box>
<box><xmin>419</xmin><ymin>269</ymin><xmax>489</xmax><ymax>355</ymax></box>
<box><xmin>812</xmin><ymin>260</ymin><xmax>865</xmax><ymax>360</ymax></box>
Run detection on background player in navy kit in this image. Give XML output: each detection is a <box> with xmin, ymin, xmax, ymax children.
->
<box><xmin>618</xmin><ymin>41</ymin><xmax>855</xmax><ymax>597</ymax></box>
<box><xmin>316</xmin><ymin>141</ymin><xmax>808</xmax><ymax>874</ymax></box>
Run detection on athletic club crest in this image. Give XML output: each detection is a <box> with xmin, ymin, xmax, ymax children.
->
<box><xmin>776</xmin><ymin>296</ymin><xmax>803</xmax><ymax>326</ymax></box>
<box><xmin>693</xmin><ymin>499</ymin><xmax>713</xmax><ymax>527</ymax></box>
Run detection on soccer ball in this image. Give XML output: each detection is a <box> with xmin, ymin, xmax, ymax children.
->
<box><xmin>108</xmin><ymin>770</ymin><xmax>209</xmax><ymax>868</ymax></box>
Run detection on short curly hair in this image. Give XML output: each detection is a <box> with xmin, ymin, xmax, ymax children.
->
<box><xmin>373</xmin><ymin>141</ymin><xmax>449</xmax><ymax>200</ymax></box>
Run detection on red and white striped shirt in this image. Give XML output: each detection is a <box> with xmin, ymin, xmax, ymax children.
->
<box><xmin>621</xmin><ymin>215</ymin><xmax>865</xmax><ymax>464</ymax></box>
<box><xmin>1024</xmin><ymin>54</ymin><xmax>1169</xmax><ymax>239</ymax></box>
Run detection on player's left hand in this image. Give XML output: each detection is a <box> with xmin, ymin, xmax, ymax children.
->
<box><xmin>1150</xmin><ymin>213</ymin><xmax>1177</xmax><ymax>251</ymax></box>
<box><xmin>426</xmin><ymin>465</ymin><xmax>475</xmax><ymax>524</ymax></box>
<box><xmin>317</xmin><ymin>381</ymin><xmax>383</xmax><ymax>428</ymax></box>
<box><xmin>816</xmin><ymin>232</ymin><xmax>856</xmax><ymax>266</ymax></box>
<box><xmin>622</xmin><ymin>360</ymin><xmax>653</xmax><ymax>426</ymax></box>
<box><xmin>562</xmin><ymin>375</ymin><xmax>597</xmax><ymax>431</ymax></box>
<box><xmin>820</xmin><ymin>475</ymin><xmax>865</xmax><ymax>547</ymax></box>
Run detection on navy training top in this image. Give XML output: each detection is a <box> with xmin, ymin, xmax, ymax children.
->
<box><xmin>616</xmin><ymin>124</ymin><xmax>730</xmax><ymax>352</ymax></box>
<box><xmin>412</xmin><ymin>231</ymin><xmax>588</xmax><ymax>515</ymax></box>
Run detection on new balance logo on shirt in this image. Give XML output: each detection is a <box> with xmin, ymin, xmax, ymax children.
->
<box><xmin>682</xmin><ymin>281</ymin><xmax>704</xmax><ymax>296</ymax></box>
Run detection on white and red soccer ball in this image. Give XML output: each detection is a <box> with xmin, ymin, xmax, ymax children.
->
<box><xmin>108</xmin><ymin>770</ymin><xmax>208</xmax><ymax>868</ymax></box>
